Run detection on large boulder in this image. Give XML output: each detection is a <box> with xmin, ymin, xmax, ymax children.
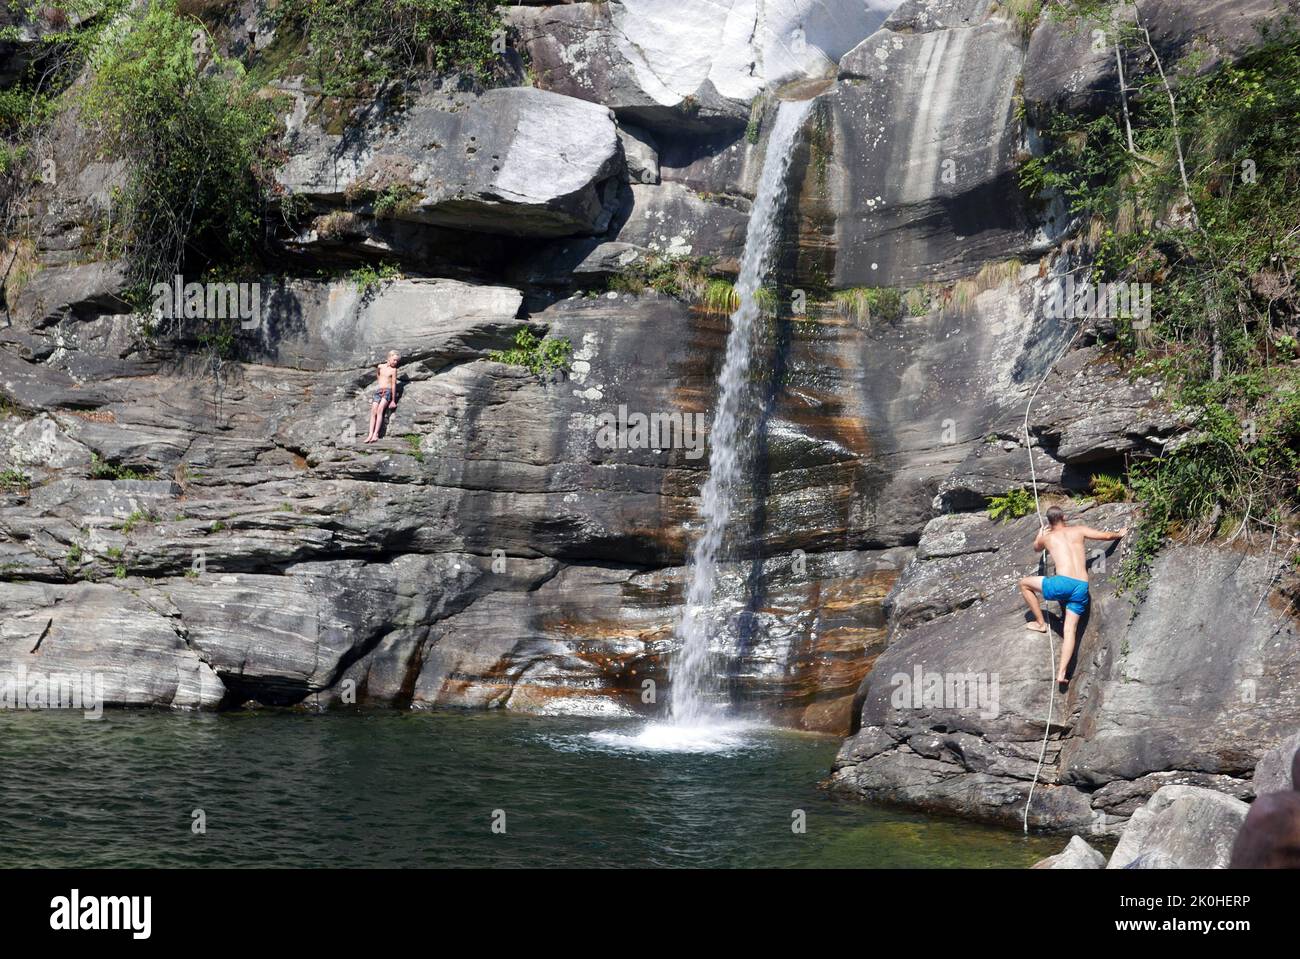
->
<box><xmin>1059</xmin><ymin>546</ymin><xmax>1300</xmax><ymax>787</ymax></box>
<box><xmin>1253</xmin><ymin>732</ymin><xmax>1300</xmax><ymax>795</ymax></box>
<box><xmin>1231</xmin><ymin>747</ymin><xmax>1300</xmax><ymax>867</ymax></box>
<box><xmin>276</xmin><ymin>83</ymin><xmax>623</xmax><ymax>240</ymax></box>
<box><xmin>1106</xmin><ymin>785</ymin><xmax>1248</xmax><ymax>869</ymax></box>
<box><xmin>515</xmin><ymin>181</ymin><xmax>752</xmax><ymax>285</ymax></box>
<box><xmin>831</xmin><ymin>502</ymin><xmax>1134</xmax><ymax>832</ymax></box>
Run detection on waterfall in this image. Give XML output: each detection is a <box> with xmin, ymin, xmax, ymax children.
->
<box><xmin>669</xmin><ymin>98</ymin><xmax>814</xmax><ymax>727</ymax></box>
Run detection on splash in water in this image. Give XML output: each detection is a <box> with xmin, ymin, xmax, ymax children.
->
<box><xmin>669</xmin><ymin>99</ymin><xmax>815</xmax><ymax>730</ymax></box>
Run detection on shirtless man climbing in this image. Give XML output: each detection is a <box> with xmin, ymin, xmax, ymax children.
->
<box><xmin>1018</xmin><ymin>506</ymin><xmax>1126</xmax><ymax>689</ymax></box>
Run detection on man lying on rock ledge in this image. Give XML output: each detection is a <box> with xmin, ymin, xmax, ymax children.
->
<box><xmin>1018</xmin><ymin>506</ymin><xmax>1126</xmax><ymax>691</ymax></box>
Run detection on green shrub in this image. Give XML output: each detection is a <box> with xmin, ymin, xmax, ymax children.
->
<box><xmin>373</xmin><ymin>184</ymin><xmax>420</xmax><ymax>218</ymax></box>
<box><xmin>832</xmin><ymin>287</ymin><xmax>904</xmax><ymax>324</ymax></box>
<box><xmin>118</xmin><ymin>509</ymin><xmax>152</xmax><ymax>534</ymax></box>
<box><xmin>608</xmin><ymin>254</ymin><xmax>718</xmax><ymax>303</ymax></box>
<box><xmin>271</xmin><ymin>0</ymin><xmax>505</xmax><ymax>98</ymax></box>
<box><xmin>700</xmin><ymin>280</ymin><xmax>779</xmax><ymax>316</ymax></box>
<box><xmin>350</xmin><ymin>262</ymin><xmax>401</xmax><ymax>296</ymax></box>
<box><xmin>702</xmin><ymin>279</ymin><xmax>740</xmax><ymax>316</ymax></box>
<box><xmin>0</xmin><ymin>468</ymin><xmax>30</xmax><ymax>492</ymax></box>
<box><xmin>1090</xmin><ymin>474</ymin><xmax>1130</xmax><ymax>504</ymax></box>
<box><xmin>89</xmin><ymin>455</ymin><xmax>155</xmax><ymax>481</ymax></box>
<box><xmin>989</xmin><ymin>487</ymin><xmax>1037</xmax><ymax>522</ymax></box>
<box><xmin>1028</xmin><ymin>20</ymin><xmax>1300</xmax><ymax>592</ymax></box>
<box><xmin>80</xmin><ymin>1</ymin><xmax>278</xmax><ymax>294</ymax></box>
<box><xmin>489</xmin><ymin>328</ymin><xmax>572</xmax><ymax>377</ymax></box>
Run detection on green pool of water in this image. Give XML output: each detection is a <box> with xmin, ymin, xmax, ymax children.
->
<box><xmin>0</xmin><ymin>710</ymin><xmax>1061</xmax><ymax>868</ymax></box>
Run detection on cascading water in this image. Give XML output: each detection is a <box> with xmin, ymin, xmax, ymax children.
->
<box><xmin>668</xmin><ymin>98</ymin><xmax>815</xmax><ymax>729</ymax></box>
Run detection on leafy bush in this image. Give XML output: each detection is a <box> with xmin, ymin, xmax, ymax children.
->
<box><xmin>1026</xmin><ymin>18</ymin><xmax>1300</xmax><ymax>590</ymax></box>
<box><xmin>0</xmin><ymin>468</ymin><xmax>31</xmax><ymax>492</ymax></box>
<box><xmin>271</xmin><ymin>0</ymin><xmax>505</xmax><ymax>98</ymax></box>
<box><xmin>373</xmin><ymin>184</ymin><xmax>420</xmax><ymax>219</ymax></box>
<box><xmin>489</xmin><ymin>328</ymin><xmax>573</xmax><ymax>377</ymax></box>
<box><xmin>350</xmin><ymin>262</ymin><xmax>401</xmax><ymax>296</ymax></box>
<box><xmin>989</xmin><ymin>487</ymin><xmax>1037</xmax><ymax>522</ymax></box>
<box><xmin>80</xmin><ymin>1</ymin><xmax>277</xmax><ymax>295</ymax></box>
<box><xmin>1090</xmin><ymin>473</ymin><xmax>1130</xmax><ymax>503</ymax></box>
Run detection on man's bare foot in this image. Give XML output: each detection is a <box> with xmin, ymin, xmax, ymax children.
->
<box><xmin>1025</xmin><ymin>622</ymin><xmax>1048</xmax><ymax>633</ymax></box>
<box><xmin>1056</xmin><ymin>676</ymin><xmax>1070</xmax><ymax>690</ymax></box>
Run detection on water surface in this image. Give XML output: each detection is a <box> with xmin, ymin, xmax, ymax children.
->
<box><xmin>0</xmin><ymin>710</ymin><xmax>1059</xmax><ymax>868</ymax></box>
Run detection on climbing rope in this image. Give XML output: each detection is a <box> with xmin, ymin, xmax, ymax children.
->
<box><xmin>1020</xmin><ymin>317</ymin><xmax>1087</xmax><ymax>835</ymax></box>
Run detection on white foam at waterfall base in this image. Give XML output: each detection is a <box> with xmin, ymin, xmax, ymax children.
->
<box><xmin>566</xmin><ymin>719</ymin><xmax>769</xmax><ymax>756</ymax></box>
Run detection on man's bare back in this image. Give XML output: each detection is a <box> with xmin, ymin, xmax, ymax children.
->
<box><xmin>1035</xmin><ymin>525</ymin><xmax>1094</xmax><ymax>581</ymax></box>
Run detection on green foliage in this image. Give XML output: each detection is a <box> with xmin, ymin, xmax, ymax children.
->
<box><xmin>1</xmin><ymin>3</ymin><xmax>127</xmax><ymax>145</ymax></box>
<box><xmin>271</xmin><ymin>0</ymin><xmax>505</xmax><ymax>98</ymax></box>
<box><xmin>89</xmin><ymin>454</ymin><xmax>155</xmax><ymax>481</ymax></box>
<box><xmin>1090</xmin><ymin>473</ymin><xmax>1130</xmax><ymax>504</ymax></box>
<box><xmin>1044</xmin><ymin>0</ymin><xmax>1121</xmax><ymax>25</ymax></box>
<box><xmin>80</xmin><ymin>1</ymin><xmax>278</xmax><ymax>294</ymax></box>
<box><xmin>1019</xmin><ymin>113</ymin><xmax>1136</xmax><ymax>220</ymax></box>
<box><xmin>350</xmin><ymin>262</ymin><xmax>400</xmax><ymax>296</ymax></box>
<box><xmin>118</xmin><ymin>509</ymin><xmax>155</xmax><ymax>534</ymax></box>
<box><xmin>66</xmin><ymin>544</ymin><xmax>83</xmax><ymax>566</ymax></box>
<box><xmin>1030</xmin><ymin>21</ymin><xmax>1300</xmax><ymax>591</ymax></box>
<box><xmin>489</xmin><ymin>328</ymin><xmax>573</xmax><ymax>377</ymax></box>
<box><xmin>404</xmin><ymin>434</ymin><xmax>425</xmax><ymax>463</ymax></box>
<box><xmin>607</xmin><ymin>254</ymin><xmax>720</xmax><ymax>303</ymax></box>
<box><xmin>699</xmin><ymin>279</ymin><xmax>778</xmax><ymax>316</ymax></box>
<box><xmin>999</xmin><ymin>0</ymin><xmax>1044</xmax><ymax>42</ymax></box>
<box><xmin>702</xmin><ymin>279</ymin><xmax>740</xmax><ymax>315</ymax></box>
<box><xmin>0</xmin><ymin>468</ymin><xmax>31</xmax><ymax>492</ymax></box>
<box><xmin>989</xmin><ymin>487</ymin><xmax>1037</xmax><ymax>522</ymax></box>
<box><xmin>373</xmin><ymin>184</ymin><xmax>420</xmax><ymax>218</ymax></box>
<box><xmin>832</xmin><ymin>287</ymin><xmax>904</xmax><ymax>324</ymax></box>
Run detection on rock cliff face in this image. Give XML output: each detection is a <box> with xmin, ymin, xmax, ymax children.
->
<box><xmin>2</xmin><ymin>0</ymin><xmax>1298</xmax><ymax>833</ymax></box>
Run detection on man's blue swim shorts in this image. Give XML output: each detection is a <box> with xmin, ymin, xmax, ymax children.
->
<box><xmin>1042</xmin><ymin>575</ymin><xmax>1090</xmax><ymax>615</ymax></box>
